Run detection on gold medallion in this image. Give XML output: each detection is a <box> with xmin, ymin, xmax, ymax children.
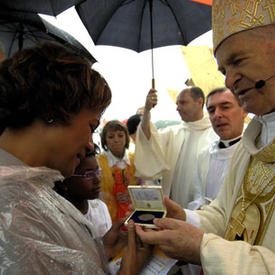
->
<box><xmin>138</xmin><ymin>213</ymin><xmax>155</xmax><ymax>221</ymax></box>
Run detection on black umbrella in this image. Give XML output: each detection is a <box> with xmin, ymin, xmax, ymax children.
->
<box><xmin>0</xmin><ymin>8</ymin><xmax>96</xmax><ymax>63</ymax></box>
<box><xmin>1</xmin><ymin>0</ymin><xmax>85</xmax><ymax>16</ymax></box>
<box><xmin>0</xmin><ymin>9</ymin><xmax>61</xmax><ymax>57</ymax></box>
<box><xmin>41</xmin><ymin>18</ymin><xmax>97</xmax><ymax>63</ymax></box>
<box><xmin>76</xmin><ymin>0</ymin><xmax>212</xmax><ymax>88</ymax></box>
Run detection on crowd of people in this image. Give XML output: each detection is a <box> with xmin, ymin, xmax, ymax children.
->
<box><xmin>0</xmin><ymin>0</ymin><xmax>274</xmax><ymax>274</ymax></box>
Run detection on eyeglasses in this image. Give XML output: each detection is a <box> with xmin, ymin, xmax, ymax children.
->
<box><xmin>71</xmin><ymin>169</ymin><xmax>101</xmax><ymax>180</ymax></box>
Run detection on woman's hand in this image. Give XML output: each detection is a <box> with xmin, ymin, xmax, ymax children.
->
<box><xmin>117</xmin><ymin>220</ymin><xmax>153</xmax><ymax>275</ymax></box>
<box><xmin>103</xmin><ymin>218</ymin><xmax>128</xmax><ymax>259</ymax></box>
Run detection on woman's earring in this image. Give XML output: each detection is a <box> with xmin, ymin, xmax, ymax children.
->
<box><xmin>47</xmin><ymin>118</ymin><xmax>54</xmax><ymax>124</ymax></box>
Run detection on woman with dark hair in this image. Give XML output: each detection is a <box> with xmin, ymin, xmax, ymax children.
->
<box><xmin>98</xmin><ymin>120</ymin><xmax>143</xmax><ymax>223</ymax></box>
<box><xmin>0</xmin><ymin>42</ymin><xmax>151</xmax><ymax>274</ymax></box>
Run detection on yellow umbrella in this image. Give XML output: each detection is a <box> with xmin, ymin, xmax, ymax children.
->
<box><xmin>167</xmin><ymin>45</ymin><xmax>224</xmax><ymax>103</ymax></box>
<box><xmin>181</xmin><ymin>45</ymin><xmax>225</xmax><ymax>96</ymax></box>
<box><xmin>167</xmin><ymin>89</ymin><xmax>179</xmax><ymax>103</ymax></box>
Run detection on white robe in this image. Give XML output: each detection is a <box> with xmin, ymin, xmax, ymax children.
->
<box><xmin>188</xmin><ymin>113</ymin><xmax>275</xmax><ymax>274</ymax></box>
<box><xmin>135</xmin><ymin>116</ymin><xmax>217</xmax><ymax>208</ymax></box>
<box><xmin>188</xmin><ymin>140</ymin><xmax>240</xmax><ymax>210</ymax></box>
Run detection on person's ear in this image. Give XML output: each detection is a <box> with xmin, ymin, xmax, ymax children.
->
<box><xmin>242</xmin><ymin>110</ymin><xmax>248</xmax><ymax>119</ymax></box>
<box><xmin>197</xmin><ymin>97</ymin><xmax>203</xmax><ymax>108</ymax></box>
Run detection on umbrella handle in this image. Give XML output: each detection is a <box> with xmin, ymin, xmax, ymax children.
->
<box><xmin>152</xmin><ymin>78</ymin><xmax>156</xmax><ymax>108</ymax></box>
<box><xmin>149</xmin><ymin>0</ymin><xmax>155</xmax><ymax>91</ymax></box>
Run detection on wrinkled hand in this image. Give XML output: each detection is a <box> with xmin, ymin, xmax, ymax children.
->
<box><xmin>164</xmin><ymin>196</ymin><xmax>186</xmax><ymax>221</ymax></box>
<box><xmin>117</xmin><ymin>220</ymin><xmax>153</xmax><ymax>275</ymax></box>
<box><xmin>136</xmin><ymin>217</ymin><xmax>203</xmax><ymax>264</ymax></box>
<box><xmin>103</xmin><ymin>218</ymin><xmax>128</xmax><ymax>259</ymax></box>
<box><xmin>145</xmin><ymin>89</ymin><xmax>158</xmax><ymax>111</ymax></box>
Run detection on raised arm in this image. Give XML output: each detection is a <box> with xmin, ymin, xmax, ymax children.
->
<box><xmin>141</xmin><ymin>89</ymin><xmax>157</xmax><ymax>140</ymax></box>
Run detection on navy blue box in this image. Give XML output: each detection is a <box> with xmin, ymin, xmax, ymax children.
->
<box><xmin>125</xmin><ymin>185</ymin><xmax>166</xmax><ymax>228</ymax></box>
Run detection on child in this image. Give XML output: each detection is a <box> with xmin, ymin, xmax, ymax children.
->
<box><xmin>54</xmin><ymin>145</ymin><xmax>112</xmax><ymax>238</ymax></box>
<box><xmin>98</xmin><ymin>120</ymin><xmax>144</xmax><ymax>223</ymax></box>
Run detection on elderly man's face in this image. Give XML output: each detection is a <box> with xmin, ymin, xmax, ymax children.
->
<box><xmin>215</xmin><ymin>27</ymin><xmax>275</xmax><ymax>116</ymax></box>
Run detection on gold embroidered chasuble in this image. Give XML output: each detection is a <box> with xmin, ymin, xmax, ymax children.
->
<box><xmin>225</xmin><ymin>138</ymin><xmax>275</xmax><ymax>245</ymax></box>
<box><xmin>196</xmin><ymin>118</ymin><xmax>275</xmax><ymax>274</ymax></box>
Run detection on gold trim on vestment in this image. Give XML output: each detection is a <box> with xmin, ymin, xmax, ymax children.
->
<box><xmin>212</xmin><ymin>0</ymin><xmax>275</xmax><ymax>52</ymax></box>
<box><xmin>224</xmin><ymin>139</ymin><xmax>275</xmax><ymax>245</ymax></box>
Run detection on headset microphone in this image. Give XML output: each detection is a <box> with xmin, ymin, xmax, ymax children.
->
<box><xmin>255</xmin><ymin>80</ymin><xmax>266</xmax><ymax>89</ymax></box>
<box><xmin>254</xmin><ymin>75</ymin><xmax>275</xmax><ymax>89</ymax></box>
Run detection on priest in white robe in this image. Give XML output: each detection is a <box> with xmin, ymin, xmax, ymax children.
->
<box><xmin>136</xmin><ymin>1</ymin><xmax>275</xmax><ymax>274</ymax></box>
<box><xmin>134</xmin><ymin>87</ymin><xmax>217</xmax><ymax>208</ymax></box>
<box><xmin>189</xmin><ymin>88</ymin><xmax>247</xmax><ymax>210</ymax></box>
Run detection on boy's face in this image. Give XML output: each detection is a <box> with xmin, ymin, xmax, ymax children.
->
<box><xmin>67</xmin><ymin>156</ymin><xmax>101</xmax><ymax>200</ymax></box>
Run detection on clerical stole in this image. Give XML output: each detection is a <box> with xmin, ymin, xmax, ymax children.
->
<box><xmin>224</xmin><ymin>139</ymin><xmax>275</xmax><ymax>245</ymax></box>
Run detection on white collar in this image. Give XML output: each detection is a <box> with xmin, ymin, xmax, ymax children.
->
<box><xmin>182</xmin><ymin>115</ymin><xmax>212</xmax><ymax>130</ymax></box>
<box><xmin>254</xmin><ymin>112</ymin><xmax>275</xmax><ymax>147</ymax></box>
<box><xmin>210</xmin><ymin>139</ymin><xmax>240</xmax><ymax>156</ymax></box>
<box><xmin>104</xmin><ymin>149</ymin><xmax>130</xmax><ymax>168</ymax></box>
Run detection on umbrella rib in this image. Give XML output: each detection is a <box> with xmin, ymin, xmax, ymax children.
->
<box><xmin>49</xmin><ymin>0</ymin><xmax>56</xmax><ymax>17</ymax></box>
<box><xmin>138</xmin><ymin>0</ymin><xmax>147</xmax><ymax>52</ymax></box>
<box><xmin>94</xmin><ymin>0</ymin><xmax>126</xmax><ymax>43</ymax></box>
<box><xmin>121</xmin><ymin>0</ymin><xmax>136</xmax><ymax>7</ymax></box>
<box><xmin>164</xmin><ymin>0</ymin><xmax>188</xmax><ymax>45</ymax></box>
<box><xmin>9</xmin><ymin>27</ymin><xmax>19</xmax><ymax>56</ymax></box>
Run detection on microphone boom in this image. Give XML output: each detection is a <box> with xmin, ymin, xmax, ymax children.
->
<box><xmin>255</xmin><ymin>75</ymin><xmax>275</xmax><ymax>89</ymax></box>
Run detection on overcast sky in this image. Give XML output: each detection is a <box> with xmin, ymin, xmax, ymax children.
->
<box><xmin>40</xmin><ymin>8</ymin><xmax>213</xmax><ymax>122</ymax></box>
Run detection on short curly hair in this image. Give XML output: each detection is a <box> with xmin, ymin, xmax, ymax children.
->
<box><xmin>0</xmin><ymin>42</ymin><xmax>111</xmax><ymax>134</ymax></box>
<box><xmin>101</xmin><ymin>120</ymin><xmax>130</xmax><ymax>151</ymax></box>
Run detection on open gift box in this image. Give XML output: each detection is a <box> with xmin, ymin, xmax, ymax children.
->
<box><xmin>125</xmin><ymin>185</ymin><xmax>166</xmax><ymax>228</ymax></box>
